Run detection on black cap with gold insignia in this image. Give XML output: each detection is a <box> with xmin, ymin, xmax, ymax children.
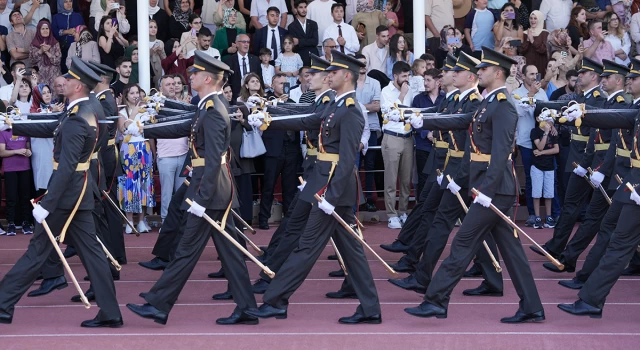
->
<box><xmin>308</xmin><ymin>54</ymin><xmax>331</xmax><ymax>73</ymax></box>
<box><xmin>86</xmin><ymin>60</ymin><xmax>117</xmax><ymax>76</ymax></box>
<box><xmin>600</xmin><ymin>59</ymin><xmax>630</xmax><ymax>77</ymax></box>
<box><xmin>442</xmin><ymin>54</ymin><xmax>457</xmax><ymax>71</ymax></box>
<box><xmin>188</xmin><ymin>50</ymin><xmax>233</xmax><ymax>75</ymax></box>
<box><xmin>326</xmin><ymin>50</ymin><xmax>366</xmax><ymax>73</ymax></box>
<box><xmin>628</xmin><ymin>58</ymin><xmax>640</xmax><ymax>79</ymax></box>
<box><xmin>64</xmin><ymin>56</ymin><xmax>101</xmax><ymax>89</ymax></box>
<box><xmin>476</xmin><ymin>46</ymin><xmax>517</xmax><ymax>69</ymax></box>
<box><xmin>577</xmin><ymin>57</ymin><xmax>604</xmax><ymax>75</ymax></box>
<box><xmin>452</xmin><ymin>51</ymin><xmax>481</xmax><ymax>74</ymax></box>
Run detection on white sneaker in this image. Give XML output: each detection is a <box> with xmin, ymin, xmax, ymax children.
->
<box><xmin>388</xmin><ymin>217</ymin><xmax>402</xmax><ymax>229</ymax></box>
<box><xmin>125</xmin><ymin>224</ymin><xmax>133</xmax><ymax>234</ymax></box>
<box><xmin>399</xmin><ymin>213</ymin><xmax>408</xmax><ymax>225</ymax></box>
<box><xmin>137</xmin><ymin>221</ymin><xmax>149</xmax><ymax>233</ymax></box>
<box><xmin>143</xmin><ymin>218</ymin><xmax>152</xmax><ymax>231</ymax></box>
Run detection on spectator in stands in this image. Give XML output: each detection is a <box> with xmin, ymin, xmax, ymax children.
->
<box><xmin>214</xmin><ymin>0</ymin><xmax>247</xmax><ymax>31</ymax></box>
<box><xmin>7</xmin><ymin>10</ymin><xmax>35</xmax><ymax>67</ymax></box>
<box><xmin>307</xmin><ymin>0</ymin><xmax>336</xmax><ymax>49</ymax></box>
<box><xmin>29</xmin><ymin>83</ymin><xmax>58</xmax><ymax>201</ymax></box>
<box><xmin>223</xmin><ymin>83</ymin><xmax>233</xmax><ymax>103</ymax></box>
<box><xmin>361</xmin><ymin>25</ymin><xmax>389</xmax><ymax>74</ymax></box>
<box><xmin>493</xmin><ymin>2</ymin><xmax>523</xmax><ymax>46</ymax></box>
<box><xmin>583</xmin><ymin>19</ymin><xmax>615</xmax><ymax>64</ymax></box>
<box><xmin>229</xmin><ymin>91</ymin><xmax>255</xmax><ymax>225</ymax></box>
<box><xmin>603</xmin><ymin>11</ymin><xmax>630</xmax><ymax>65</ymax></box>
<box><xmin>513</xmin><ymin>64</ymin><xmax>549</xmax><ymax>227</ymax></box>
<box><xmin>321</xmin><ymin>37</ymin><xmax>336</xmax><ymax>61</ymax></box>
<box><xmin>506</xmin><ymin>61</ymin><xmax>522</xmax><ymax>93</ymax></box>
<box><xmin>9</xmin><ymin>68</ymin><xmax>34</xmax><ymax>112</ymax></box>
<box><xmin>179</xmin><ymin>13</ymin><xmax>201</xmax><ymax>57</ymax></box>
<box><xmin>408</xmin><ymin>58</ymin><xmax>426</xmax><ymax>97</ymax></box>
<box><xmin>510</xmin><ymin>0</ymin><xmax>530</xmax><ymax>29</ymax></box>
<box><xmin>124</xmin><ymin>45</ymin><xmax>139</xmax><ymax>84</ymax></box>
<box><xmin>223</xmin><ymin>33</ymin><xmax>262</xmax><ymax>102</ymax></box>
<box><xmin>465</xmin><ymin>0</ymin><xmax>496</xmax><ymax>55</ymax></box>
<box><xmin>93</xmin><ymin>0</ymin><xmax>130</xmax><ymax>36</ymax></box>
<box><xmin>530</xmin><ymin>116</ymin><xmax>559</xmax><ymax>229</ymax></box>
<box><xmin>386</xmin><ymin>33</ymin><xmax>413</xmax><ymax>79</ymax></box>
<box><xmin>51</xmin><ymin>0</ymin><xmax>84</xmax><ymax>74</ymax></box>
<box><xmin>352</xmin><ymin>0</ymin><xmax>387</xmax><ymax>50</ymax></box>
<box><xmin>380</xmin><ymin>61</ymin><xmax>414</xmax><ymax>229</ymax></box>
<box><xmin>433</xmin><ymin>25</ymin><xmax>472</xmax><ymax>68</ymax></box>
<box><xmin>548</xmin><ymin>29</ymin><xmax>582</xmax><ymax>67</ymax></box>
<box><xmin>29</xmin><ymin>19</ymin><xmax>60</xmax><ymax>87</ymax></box>
<box><xmin>549</xmin><ymin>69</ymin><xmax>578</xmax><ymax>100</ymax></box>
<box><xmin>98</xmin><ymin>15</ymin><xmax>128</xmax><ymax>69</ymax></box>
<box><xmin>149</xmin><ymin>20</ymin><xmax>166</xmax><ymax>89</ymax></box>
<box><xmin>0</xmin><ymin>0</ymin><xmax>11</xmax><ymax>34</ymax></box>
<box><xmin>581</xmin><ymin>0</ymin><xmax>612</xmax><ymax>20</ymax></box>
<box><xmin>0</xmin><ymin>118</ymin><xmax>32</xmax><ymax>235</ymax></box>
<box><xmin>521</xmin><ymin>10</ymin><xmax>549</xmax><ymax>76</ymax></box>
<box><xmin>252</xmin><ymin>6</ymin><xmax>288</xmax><ymax>60</ymax></box>
<box><xmin>190</xmin><ymin>27</ymin><xmax>220</xmax><ymax>59</ymax></box>
<box><xmin>425</xmin><ymin>0</ymin><xmax>454</xmax><ymax>51</ymax></box>
<box><xmin>118</xmin><ymin>83</ymin><xmax>155</xmax><ymax>234</ymax></box>
<box><xmin>250</xmin><ymin>0</ymin><xmax>287</xmax><ymax>29</ymax></box>
<box><xmin>540</xmin><ymin>0</ymin><xmax>573</xmax><ymax>32</ymax></box>
<box><xmin>169</xmin><ymin>0</ymin><xmax>193</xmax><ymax>39</ymax></box>
<box><xmin>323</xmin><ymin>3</ymin><xmax>359</xmax><ymax>55</ymax></box>
<box><xmin>275</xmin><ymin>35</ymin><xmax>303</xmax><ymax>87</ymax></box>
<box><xmin>542</xmin><ymin>58</ymin><xmax>564</xmax><ymax>98</ymax></box>
<box><xmin>238</xmin><ymin>72</ymin><xmax>265</xmax><ymax>103</ymax></box>
<box><xmin>172</xmin><ymin>74</ymin><xmax>191</xmax><ymax>103</ymax></box>
<box><xmin>20</xmin><ymin>0</ymin><xmax>51</xmax><ymax>31</ymax></box>
<box><xmin>212</xmin><ymin>7</ymin><xmax>246</xmax><ymax>60</ymax></box>
<box><xmin>160</xmin><ymin>39</ymin><xmax>192</xmax><ymax>88</ymax></box>
<box><xmin>110</xmin><ymin>56</ymin><xmax>131</xmax><ymax>99</ymax></box>
<box><xmin>287</xmin><ymin>0</ymin><xmax>318</xmax><ymax>66</ymax></box>
<box><xmin>289</xmin><ymin>66</ymin><xmax>313</xmax><ymax>103</ymax></box>
<box><xmin>567</xmin><ymin>6</ymin><xmax>589</xmax><ymax>51</ymax></box>
<box><xmin>149</xmin><ymin>0</ymin><xmax>170</xmax><ymax>42</ymax></box>
<box><xmin>0</xmin><ymin>61</ymin><xmax>24</xmax><ymax>106</ymax></box>
<box><xmin>421</xmin><ymin>53</ymin><xmax>436</xmax><ymax>70</ymax></box>
<box><xmin>259</xmin><ymin>47</ymin><xmax>275</xmax><ymax>91</ymax></box>
<box><xmin>383</xmin><ymin>0</ymin><xmax>398</xmax><ymax>36</ymax></box>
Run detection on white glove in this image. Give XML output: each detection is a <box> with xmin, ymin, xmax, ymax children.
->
<box><xmin>248</xmin><ymin>112</ymin><xmax>265</xmax><ymax>128</ymax></box>
<box><xmin>631</xmin><ymin>191</ymin><xmax>640</xmax><ymax>206</ymax></box>
<box><xmin>187</xmin><ymin>200</ymin><xmax>206</xmax><ymax>217</ymax></box>
<box><xmin>0</xmin><ymin>116</ymin><xmax>9</xmax><ymax>131</ymax></box>
<box><xmin>518</xmin><ymin>99</ymin><xmax>534</xmax><ymax>109</ymax></box>
<box><xmin>246</xmin><ymin>95</ymin><xmax>263</xmax><ymax>108</ymax></box>
<box><xmin>32</xmin><ymin>204</ymin><xmax>49</xmax><ymax>223</ymax></box>
<box><xmin>318</xmin><ymin>198</ymin><xmax>335</xmax><ymax>215</ymax></box>
<box><xmin>188</xmin><ymin>170</ymin><xmax>192</xmax><ymax>177</ymax></box>
<box><xmin>473</xmin><ymin>192</ymin><xmax>492</xmax><ymax>208</ymax></box>
<box><xmin>125</xmin><ymin>122</ymin><xmax>142</xmax><ymax>137</ymax></box>
<box><xmin>590</xmin><ymin>171</ymin><xmax>605</xmax><ymax>188</ymax></box>
<box><xmin>385</xmin><ymin>109</ymin><xmax>401</xmax><ymax>122</ymax></box>
<box><xmin>409</xmin><ymin>114</ymin><xmax>423</xmax><ymax>129</ymax></box>
<box><xmin>437</xmin><ymin>174</ymin><xmax>444</xmax><ymax>185</ymax></box>
<box><xmin>298</xmin><ymin>181</ymin><xmax>306</xmax><ymax>191</ymax></box>
<box><xmin>573</xmin><ymin>165</ymin><xmax>587</xmax><ymax>177</ymax></box>
<box><xmin>563</xmin><ymin>104</ymin><xmax>583</xmax><ymax>121</ymax></box>
<box><xmin>135</xmin><ymin>112</ymin><xmax>151</xmax><ymax>123</ymax></box>
<box><xmin>447</xmin><ymin>179</ymin><xmax>461</xmax><ymax>194</ymax></box>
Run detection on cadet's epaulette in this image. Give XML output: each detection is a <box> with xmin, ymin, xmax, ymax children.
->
<box><xmin>70</xmin><ymin>105</ymin><xmax>79</xmax><ymax>115</ymax></box>
<box><xmin>322</xmin><ymin>95</ymin><xmax>330</xmax><ymax>104</ymax></box>
<box><xmin>454</xmin><ymin>94</ymin><xmax>460</xmax><ymax>101</ymax></box>
<box><xmin>593</xmin><ymin>90</ymin><xmax>601</xmax><ymax>98</ymax></box>
<box><xmin>616</xmin><ymin>95</ymin><xmax>625</xmax><ymax>103</ymax></box>
<box><xmin>345</xmin><ymin>97</ymin><xmax>355</xmax><ymax>107</ymax></box>
<box><xmin>469</xmin><ymin>93</ymin><xmax>478</xmax><ymax>101</ymax></box>
<box><xmin>99</xmin><ymin>95</ymin><xmax>106</xmax><ymax>101</ymax></box>
<box><xmin>205</xmin><ymin>100</ymin><xmax>214</xmax><ymax>110</ymax></box>
<box><xmin>497</xmin><ymin>92</ymin><xmax>506</xmax><ymax>101</ymax></box>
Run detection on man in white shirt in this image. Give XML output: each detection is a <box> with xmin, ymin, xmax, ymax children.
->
<box><xmin>0</xmin><ymin>0</ymin><xmax>13</xmax><ymax>34</ymax></box>
<box><xmin>322</xmin><ymin>3</ymin><xmax>359</xmax><ymax>55</ymax></box>
<box><xmin>19</xmin><ymin>0</ymin><xmax>51</xmax><ymax>31</ymax></box>
<box><xmin>540</xmin><ymin>0</ymin><xmax>573</xmax><ymax>32</ymax></box>
<box><xmin>380</xmin><ymin>61</ymin><xmax>414</xmax><ymax>229</ymax></box>
<box><xmin>250</xmin><ymin>0</ymin><xmax>288</xmax><ymax>29</ymax></box>
<box><xmin>0</xmin><ymin>60</ymin><xmax>24</xmax><ymax>105</ymax></box>
<box><xmin>361</xmin><ymin>25</ymin><xmax>390</xmax><ymax>74</ymax></box>
<box><xmin>307</xmin><ymin>0</ymin><xmax>335</xmax><ymax>47</ymax></box>
<box><xmin>186</xmin><ymin>27</ymin><xmax>221</xmax><ymax>59</ymax></box>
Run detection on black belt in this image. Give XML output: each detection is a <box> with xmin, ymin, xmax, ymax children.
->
<box><xmin>384</xmin><ymin>130</ymin><xmax>413</xmax><ymax>139</ymax></box>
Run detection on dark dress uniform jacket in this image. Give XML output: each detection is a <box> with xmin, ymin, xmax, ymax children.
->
<box><xmin>423</xmin><ymin>90</ymin><xmax>458</xmax><ymax>182</ymax></box>
<box><xmin>96</xmin><ymin>89</ymin><xmax>121</xmax><ymax>184</ymax></box>
<box><xmin>300</xmin><ymin>89</ymin><xmax>335</xmax><ymax>179</ymax></box>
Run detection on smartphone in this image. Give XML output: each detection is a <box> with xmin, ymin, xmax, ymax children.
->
<box><xmin>283</xmin><ymin>82</ymin><xmax>290</xmax><ymax>95</ymax></box>
<box><xmin>509</xmin><ymin>40</ymin><xmax>522</xmax><ymax>47</ymax></box>
<box><xmin>579</xmin><ymin>37</ymin><xmax>584</xmax><ymax>45</ymax></box>
<box><xmin>111</xmin><ymin>3</ymin><xmax>120</xmax><ymax>9</ymax></box>
<box><xmin>536</xmin><ymin>73</ymin><xmax>542</xmax><ymax>82</ymax></box>
<box><xmin>111</xmin><ymin>18</ymin><xmax>118</xmax><ymax>27</ymax></box>
<box><xmin>23</xmin><ymin>69</ymin><xmax>32</xmax><ymax>76</ymax></box>
<box><xmin>561</xmin><ymin>51</ymin><xmax>567</xmax><ymax>57</ymax></box>
<box><xmin>182</xmin><ymin>86</ymin><xmax>189</xmax><ymax>98</ymax></box>
<box><xmin>191</xmin><ymin>28</ymin><xmax>197</xmax><ymax>36</ymax></box>
<box><xmin>602</xmin><ymin>22</ymin><xmax>608</xmax><ymax>32</ymax></box>
<box><xmin>505</xmin><ymin>12</ymin><xmax>516</xmax><ymax>20</ymax></box>
<box><xmin>447</xmin><ymin>37</ymin><xmax>460</xmax><ymax>45</ymax></box>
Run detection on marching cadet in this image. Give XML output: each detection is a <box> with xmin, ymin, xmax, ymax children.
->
<box><xmin>403</xmin><ymin>47</ymin><xmax>544</xmax><ymax>323</ymax></box>
<box><xmin>542</xmin><ymin>59</ymin><xmax>630</xmax><ymax>277</ymax></box>
<box><xmin>245</xmin><ymin>51</ymin><xmax>382</xmax><ymax>324</ymax></box>
<box><xmin>381</xmin><ymin>53</ymin><xmax>460</xmax><ymax>256</ymax></box>
<box><xmin>389</xmin><ymin>51</ymin><xmax>503</xmax><ymax>297</ymax></box>
<box><xmin>531</xmin><ymin>58</ymin><xmax>607</xmax><ymax>259</ymax></box>
<box><xmin>557</xmin><ymin>62</ymin><xmax>640</xmax><ymax>318</ymax></box>
<box><xmin>126</xmin><ymin>51</ymin><xmax>259</xmax><ymax>325</ymax></box>
<box><xmin>0</xmin><ymin>57</ymin><xmax>122</xmax><ymax>327</ymax></box>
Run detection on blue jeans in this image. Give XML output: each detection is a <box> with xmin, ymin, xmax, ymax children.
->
<box><xmin>519</xmin><ymin>146</ymin><xmax>535</xmax><ymax>216</ymax></box>
<box><xmin>157</xmin><ymin>153</ymin><xmax>188</xmax><ymax>220</ymax></box>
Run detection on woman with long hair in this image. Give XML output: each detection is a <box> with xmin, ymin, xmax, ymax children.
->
<box><xmin>29</xmin><ymin>19</ymin><xmax>61</xmax><ymax>87</ymax></box>
<box><xmin>567</xmin><ymin>6</ymin><xmax>589</xmax><ymax>51</ymax></box>
<box><xmin>149</xmin><ymin>20</ymin><xmax>167</xmax><ymax>88</ymax></box>
<box><xmin>603</xmin><ymin>11</ymin><xmax>631</xmax><ymax>65</ymax></box>
<box><xmin>521</xmin><ymin>10</ymin><xmax>549</xmax><ymax>76</ymax></box>
<box><xmin>493</xmin><ymin>2</ymin><xmax>523</xmax><ymax>45</ymax></box>
<box><xmin>238</xmin><ymin>73</ymin><xmax>264</xmax><ymax>103</ymax></box>
<box><xmin>29</xmin><ymin>84</ymin><xmax>61</xmax><ymax>198</ymax></box>
<box><xmin>98</xmin><ymin>15</ymin><xmax>128</xmax><ymax>68</ymax></box>
<box><xmin>66</xmin><ymin>25</ymin><xmax>100</xmax><ymax>69</ymax></box>
<box><xmin>179</xmin><ymin>13</ymin><xmax>201</xmax><ymax>56</ymax></box>
<box><xmin>169</xmin><ymin>0</ymin><xmax>193</xmax><ymax>39</ymax></box>
<box><xmin>51</xmin><ymin>0</ymin><xmax>84</xmax><ymax>73</ymax></box>
<box><xmin>9</xmin><ymin>75</ymin><xmax>33</xmax><ymax>113</ymax></box>
<box><xmin>161</xmin><ymin>38</ymin><xmax>194</xmax><ymax>87</ymax></box>
<box><xmin>212</xmin><ymin>8</ymin><xmax>246</xmax><ymax>60</ymax></box>
<box><xmin>386</xmin><ymin>33</ymin><xmax>414</xmax><ymax>79</ymax></box>
<box><xmin>92</xmin><ymin>0</ymin><xmax>130</xmax><ymax>35</ymax></box>
<box><xmin>117</xmin><ymin>83</ymin><xmax>155</xmax><ymax>234</ymax></box>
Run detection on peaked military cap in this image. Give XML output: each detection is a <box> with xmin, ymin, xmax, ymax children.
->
<box><xmin>442</xmin><ymin>53</ymin><xmax>458</xmax><ymax>71</ymax></box>
<box><xmin>628</xmin><ymin>58</ymin><xmax>640</xmax><ymax>79</ymax></box>
<box><xmin>326</xmin><ymin>50</ymin><xmax>366</xmax><ymax>72</ymax></box>
<box><xmin>86</xmin><ymin>61</ymin><xmax>117</xmax><ymax>76</ymax></box>
<box><xmin>476</xmin><ymin>46</ymin><xmax>517</xmax><ymax>69</ymax></box>
<box><xmin>64</xmin><ymin>56</ymin><xmax>101</xmax><ymax>89</ymax></box>
<box><xmin>188</xmin><ymin>50</ymin><xmax>233</xmax><ymax>75</ymax></box>
<box><xmin>600</xmin><ymin>59</ymin><xmax>630</xmax><ymax>77</ymax></box>
<box><xmin>308</xmin><ymin>54</ymin><xmax>332</xmax><ymax>73</ymax></box>
<box><xmin>577</xmin><ymin>57</ymin><xmax>604</xmax><ymax>75</ymax></box>
<box><xmin>452</xmin><ymin>51</ymin><xmax>481</xmax><ymax>74</ymax></box>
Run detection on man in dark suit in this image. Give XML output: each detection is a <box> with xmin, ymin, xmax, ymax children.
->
<box><xmin>252</xmin><ymin>6</ymin><xmax>288</xmax><ymax>61</ymax></box>
<box><xmin>223</xmin><ymin>34</ymin><xmax>263</xmax><ymax>103</ymax></box>
<box><xmin>287</xmin><ymin>0</ymin><xmax>319</xmax><ymax>66</ymax></box>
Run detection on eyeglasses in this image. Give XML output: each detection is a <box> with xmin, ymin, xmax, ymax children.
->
<box><xmin>237</xmin><ymin>40</ymin><xmax>250</xmax><ymax>44</ymax></box>
<box><xmin>325</xmin><ymin>45</ymin><xmax>337</xmax><ymax>49</ymax></box>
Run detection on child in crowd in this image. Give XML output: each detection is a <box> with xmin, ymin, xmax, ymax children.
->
<box><xmin>259</xmin><ymin>47</ymin><xmax>275</xmax><ymax>92</ymax></box>
<box><xmin>409</xmin><ymin>59</ymin><xmax>427</xmax><ymax>97</ymax></box>
<box><xmin>383</xmin><ymin>0</ymin><xmax>398</xmax><ymax>37</ymax></box>
<box><xmin>530</xmin><ymin>119</ymin><xmax>559</xmax><ymax>229</ymax></box>
<box><xmin>275</xmin><ymin>35</ymin><xmax>304</xmax><ymax>87</ymax></box>
<box><xmin>0</xmin><ymin>129</ymin><xmax>32</xmax><ymax>236</ymax></box>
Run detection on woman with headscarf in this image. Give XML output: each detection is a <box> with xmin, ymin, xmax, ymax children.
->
<box><xmin>161</xmin><ymin>39</ymin><xmax>195</xmax><ymax>87</ymax></box>
<box><xmin>170</xmin><ymin>0</ymin><xmax>193</xmax><ymax>39</ymax></box>
<box><xmin>214</xmin><ymin>0</ymin><xmax>247</xmax><ymax>32</ymax></box>
<box><xmin>547</xmin><ymin>29</ymin><xmax>582</xmax><ymax>70</ymax></box>
<box><xmin>124</xmin><ymin>45</ymin><xmax>139</xmax><ymax>84</ymax></box>
<box><xmin>149</xmin><ymin>0</ymin><xmax>170</xmax><ymax>42</ymax></box>
<box><xmin>93</xmin><ymin>0</ymin><xmax>131</xmax><ymax>35</ymax></box>
<box><xmin>51</xmin><ymin>0</ymin><xmax>84</xmax><ymax>74</ymax></box>
<box><xmin>213</xmin><ymin>8</ymin><xmax>246</xmax><ymax>60</ymax></box>
<box><xmin>352</xmin><ymin>0</ymin><xmax>387</xmax><ymax>49</ymax></box>
<box><xmin>66</xmin><ymin>25</ymin><xmax>100</xmax><ymax>69</ymax></box>
<box><xmin>434</xmin><ymin>25</ymin><xmax>472</xmax><ymax>69</ymax></box>
<box><xmin>29</xmin><ymin>19</ymin><xmax>61</xmax><ymax>87</ymax></box>
<box><xmin>29</xmin><ymin>84</ymin><xmax>61</xmax><ymax>198</ymax></box>
<box><xmin>520</xmin><ymin>10</ymin><xmax>549</xmax><ymax>76</ymax></box>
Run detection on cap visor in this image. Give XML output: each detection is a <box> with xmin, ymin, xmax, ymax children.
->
<box><xmin>451</xmin><ymin>66</ymin><xmax>466</xmax><ymax>71</ymax></box>
<box><xmin>307</xmin><ymin>67</ymin><xmax>325</xmax><ymax>73</ymax></box>
<box><xmin>188</xmin><ymin>66</ymin><xmax>205</xmax><ymax>73</ymax></box>
<box><xmin>599</xmin><ymin>72</ymin><xmax>612</xmax><ymax>77</ymax></box>
<box><xmin>62</xmin><ymin>72</ymin><xmax>76</xmax><ymax>79</ymax></box>
<box><xmin>475</xmin><ymin>62</ymin><xmax>495</xmax><ymax>69</ymax></box>
<box><xmin>628</xmin><ymin>73</ymin><xmax>640</xmax><ymax>78</ymax></box>
<box><xmin>325</xmin><ymin>65</ymin><xmax>343</xmax><ymax>71</ymax></box>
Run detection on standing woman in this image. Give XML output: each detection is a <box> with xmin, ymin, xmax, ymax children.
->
<box><xmin>603</xmin><ymin>11</ymin><xmax>631</xmax><ymax>65</ymax></box>
<box><xmin>386</xmin><ymin>33</ymin><xmax>413</xmax><ymax>79</ymax></box>
<box><xmin>212</xmin><ymin>8</ymin><xmax>246</xmax><ymax>60</ymax></box>
<box><xmin>149</xmin><ymin>0</ymin><xmax>170</xmax><ymax>42</ymax></box>
<box><xmin>214</xmin><ymin>0</ymin><xmax>247</xmax><ymax>32</ymax></box>
<box><xmin>493</xmin><ymin>2</ymin><xmax>523</xmax><ymax>46</ymax></box>
<box><xmin>352</xmin><ymin>0</ymin><xmax>387</xmax><ymax>49</ymax></box>
<box><xmin>520</xmin><ymin>10</ymin><xmax>549</xmax><ymax>76</ymax></box>
<box><xmin>229</xmin><ymin>104</ymin><xmax>255</xmax><ymax>224</ymax></box>
<box><xmin>29</xmin><ymin>19</ymin><xmax>61</xmax><ymax>88</ymax></box>
<box><xmin>66</xmin><ymin>25</ymin><xmax>100</xmax><ymax>69</ymax></box>
<box><xmin>149</xmin><ymin>20</ymin><xmax>166</xmax><ymax>88</ymax></box>
<box><xmin>118</xmin><ymin>83</ymin><xmax>155</xmax><ymax>234</ymax></box>
<box><xmin>179</xmin><ymin>13</ymin><xmax>201</xmax><ymax>57</ymax></box>
<box><xmin>51</xmin><ymin>0</ymin><xmax>84</xmax><ymax>74</ymax></box>
<box><xmin>98</xmin><ymin>16</ymin><xmax>128</xmax><ymax>69</ymax></box>
<box><xmin>567</xmin><ymin>6</ymin><xmax>589</xmax><ymax>52</ymax></box>
<box><xmin>169</xmin><ymin>0</ymin><xmax>193</xmax><ymax>40</ymax></box>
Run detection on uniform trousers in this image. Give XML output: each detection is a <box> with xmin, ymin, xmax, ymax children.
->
<box><xmin>404</xmin><ymin>182</ymin><xmax>445</xmax><ymax>266</ymax></box>
<box><xmin>151</xmin><ymin>182</ymin><xmax>188</xmax><ymax>261</ymax></box>
<box><xmin>396</xmin><ymin>178</ymin><xmax>436</xmax><ymax>245</ymax></box>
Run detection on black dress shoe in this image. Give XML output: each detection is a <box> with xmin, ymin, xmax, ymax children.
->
<box><xmin>208</xmin><ymin>269</ymin><xmax>225</xmax><ymax>279</ymax></box>
<box><xmin>216</xmin><ymin>311</ymin><xmax>259</xmax><ymax>325</ymax></box>
<box><xmin>258</xmin><ymin>222</ymin><xmax>269</xmax><ymax>230</ymax></box>
<box><xmin>80</xmin><ymin>315</ymin><xmax>123</xmax><ymax>328</ymax></box>
<box><xmin>621</xmin><ymin>265</ymin><xmax>640</xmax><ymax>276</ymax></box>
<box><xmin>63</xmin><ymin>246</ymin><xmax>77</xmax><ymax>259</ymax></box>
<box><xmin>329</xmin><ymin>269</ymin><xmax>345</xmax><ymax>277</ymax></box>
<box><xmin>380</xmin><ymin>240</ymin><xmax>409</xmax><ymax>253</ymax></box>
<box><xmin>212</xmin><ymin>290</ymin><xmax>233</xmax><ymax>300</ymax></box>
<box><xmin>139</xmin><ymin>292</ymin><xmax>148</xmax><ymax>298</ymax></box>
<box><xmin>543</xmin><ymin>261</ymin><xmax>574</xmax><ymax>273</ymax></box>
<box><xmin>390</xmin><ymin>259</ymin><xmax>415</xmax><ymax>273</ymax></box>
<box><xmin>84</xmin><ymin>274</ymin><xmax>120</xmax><ymax>281</ymax></box>
<box><xmin>244</xmin><ymin>303</ymin><xmax>287</xmax><ymax>319</ymax></box>
<box><xmin>388</xmin><ymin>275</ymin><xmax>426</xmax><ymax>294</ymax></box>
<box><xmin>327</xmin><ymin>254</ymin><xmax>338</xmax><ymax>260</ymax></box>
<box><xmin>139</xmin><ymin>257</ymin><xmax>169</xmax><ymax>271</ymax></box>
<box><xmin>338</xmin><ymin>312</ymin><xmax>382</xmax><ymax>324</ymax></box>
<box><xmin>27</xmin><ymin>276</ymin><xmax>68</xmax><ymax>297</ymax></box>
<box><xmin>404</xmin><ymin>302</ymin><xmax>447</xmax><ymax>318</ymax></box>
<box><xmin>530</xmin><ymin>245</ymin><xmax>559</xmax><ymax>258</ymax></box>
<box><xmin>252</xmin><ymin>278</ymin><xmax>270</xmax><ymax>294</ymax></box>
<box><xmin>71</xmin><ymin>289</ymin><xmax>95</xmax><ymax>302</ymax></box>
<box><xmin>557</xmin><ymin>299</ymin><xmax>602</xmax><ymax>318</ymax></box>
<box><xmin>0</xmin><ymin>311</ymin><xmax>12</xmax><ymax>324</ymax></box>
<box><xmin>558</xmin><ymin>279</ymin><xmax>584</xmax><ymax>290</ymax></box>
<box><xmin>326</xmin><ymin>290</ymin><xmax>358</xmax><ymax>299</ymax></box>
<box><xmin>462</xmin><ymin>284</ymin><xmax>503</xmax><ymax>297</ymax></box>
<box><xmin>126</xmin><ymin>303</ymin><xmax>168</xmax><ymax>325</ymax></box>
<box><xmin>463</xmin><ymin>263</ymin><xmax>483</xmax><ymax>277</ymax></box>
<box><xmin>500</xmin><ymin>310</ymin><xmax>545</xmax><ymax>323</ymax></box>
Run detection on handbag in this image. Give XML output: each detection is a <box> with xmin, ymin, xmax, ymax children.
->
<box><xmin>240</xmin><ymin>129</ymin><xmax>266</xmax><ymax>158</ymax></box>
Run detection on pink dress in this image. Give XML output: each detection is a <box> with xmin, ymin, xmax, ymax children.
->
<box><xmin>386</xmin><ymin>12</ymin><xmax>398</xmax><ymax>37</ymax></box>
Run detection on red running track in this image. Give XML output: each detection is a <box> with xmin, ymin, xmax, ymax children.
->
<box><xmin>0</xmin><ymin>222</ymin><xmax>639</xmax><ymax>349</ymax></box>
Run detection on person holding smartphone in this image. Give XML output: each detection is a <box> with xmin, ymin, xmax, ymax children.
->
<box><xmin>493</xmin><ymin>2</ymin><xmax>523</xmax><ymax>47</ymax></box>
<box><xmin>149</xmin><ymin>20</ymin><xmax>167</xmax><ymax>88</ymax></box>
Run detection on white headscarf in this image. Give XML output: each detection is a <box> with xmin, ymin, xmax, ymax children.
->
<box><xmin>149</xmin><ymin>0</ymin><xmax>161</xmax><ymax>16</ymax></box>
<box><xmin>526</xmin><ymin>10</ymin><xmax>546</xmax><ymax>37</ymax></box>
